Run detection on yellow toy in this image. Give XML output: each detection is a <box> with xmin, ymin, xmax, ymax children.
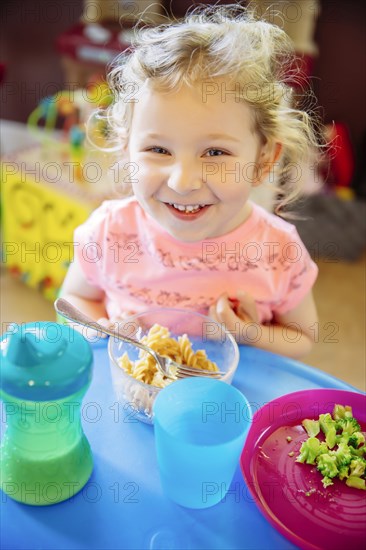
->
<box><xmin>1</xmin><ymin>79</ymin><xmax>114</xmax><ymax>300</ymax></box>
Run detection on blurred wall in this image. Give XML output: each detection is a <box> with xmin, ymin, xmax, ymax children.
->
<box><xmin>312</xmin><ymin>0</ymin><xmax>366</xmax><ymax>159</ymax></box>
<box><xmin>0</xmin><ymin>0</ymin><xmax>84</xmax><ymax>125</ymax></box>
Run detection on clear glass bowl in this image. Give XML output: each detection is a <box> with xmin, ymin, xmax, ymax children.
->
<box><xmin>108</xmin><ymin>308</ymin><xmax>240</xmax><ymax>424</ymax></box>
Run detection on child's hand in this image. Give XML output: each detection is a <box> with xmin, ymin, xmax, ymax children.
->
<box><xmin>209</xmin><ymin>291</ymin><xmax>260</xmax><ymax>345</ymax></box>
<box><xmin>210</xmin><ymin>291</ymin><xmax>317</xmax><ymax>357</ymax></box>
<box><xmin>210</xmin><ymin>291</ymin><xmax>259</xmax><ymax>323</ymax></box>
<box><xmin>228</xmin><ymin>292</ymin><xmax>260</xmax><ymax>324</ymax></box>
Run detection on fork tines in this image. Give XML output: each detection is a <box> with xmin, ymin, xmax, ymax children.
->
<box><xmin>175</xmin><ymin>365</ymin><xmax>225</xmax><ymax>378</ymax></box>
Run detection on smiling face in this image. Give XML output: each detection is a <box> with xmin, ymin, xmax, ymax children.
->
<box><xmin>126</xmin><ymin>80</ymin><xmax>275</xmax><ymax>242</ymax></box>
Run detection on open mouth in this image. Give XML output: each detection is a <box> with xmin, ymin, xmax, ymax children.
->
<box><xmin>166</xmin><ymin>202</ymin><xmax>208</xmax><ymax>214</ymax></box>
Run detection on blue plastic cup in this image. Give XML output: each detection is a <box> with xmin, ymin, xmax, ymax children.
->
<box><xmin>153</xmin><ymin>378</ymin><xmax>252</xmax><ymax>509</ymax></box>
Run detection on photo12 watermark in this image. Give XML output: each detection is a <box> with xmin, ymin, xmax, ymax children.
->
<box><xmin>1</xmin><ymin>480</ymin><xmax>140</xmax><ymax>505</ymax></box>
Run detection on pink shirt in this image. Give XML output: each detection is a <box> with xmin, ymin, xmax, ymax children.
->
<box><xmin>74</xmin><ymin>198</ymin><xmax>318</xmax><ymax>323</ymax></box>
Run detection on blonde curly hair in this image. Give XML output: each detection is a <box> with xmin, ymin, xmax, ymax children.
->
<box><xmin>103</xmin><ymin>3</ymin><xmax>323</xmax><ymax>212</ymax></box>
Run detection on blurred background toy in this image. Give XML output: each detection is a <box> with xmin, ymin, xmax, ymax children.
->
<box><xmin>57</xmin><ymin>0</ymin><xmax>163</xmax><ymax>88</ymax></box>
<box><xmin>27</xmin><ymin>76</ymin><xmax>113</xmax><ymax>183</ymax></box>
<box><xmin>323</xmin><ymin>122</ymin><xmax>355</xmax><ymax>200</ymax></box>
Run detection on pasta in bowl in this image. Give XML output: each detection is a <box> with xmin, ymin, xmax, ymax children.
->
<box><xmin>108</xmin><ymin>308</ymin><xmax>240</xmax><ymax>424</ymax></box>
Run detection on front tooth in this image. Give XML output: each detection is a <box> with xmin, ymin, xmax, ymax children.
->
<box><xmin>171</xmin><ymin>203</ymin><xmax>203</xmax><ymax>212</ymax></box>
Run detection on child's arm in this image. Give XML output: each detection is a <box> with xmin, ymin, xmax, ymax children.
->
<box><xmin>210</xmin><ymin>291</ymin><xmax>318</xmax><ymax>360</ymax></box>
<box><xmin>60</xmin><ymin>256</ymin><xmax>136</xmax><ymax>336</ymax></box>
<box><xmin>60</xmin><ymin>255</ymin><xmax>108</xmax><ymax>321</ymax></box>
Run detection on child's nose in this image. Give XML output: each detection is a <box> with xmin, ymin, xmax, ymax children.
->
<box><xmin>167</xmin><ymin>161</ymin><xmax>202</xmax><ymax>194</ymax></box>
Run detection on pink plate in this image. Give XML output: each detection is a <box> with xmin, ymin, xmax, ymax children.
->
<box><xmin>240</xmin><ymin>389</ymin><xmax>366</xmax><ymax>550</ymax></box>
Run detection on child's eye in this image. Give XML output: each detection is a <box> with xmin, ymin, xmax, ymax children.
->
<box><xmin>147</xmin><ymin>146</ymin><xmax>170</xmax><ymax>155</ymax></box>
<box><xmin>204</xmin><ymin>149</ymin><xmax>227</xmax><ymax>157</ymax></box>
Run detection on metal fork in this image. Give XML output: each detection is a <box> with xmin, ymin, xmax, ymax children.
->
<box><xmin>54</xmin><ymin>298</ymin><xmax>225</xmax><ymax>380</ymax></box>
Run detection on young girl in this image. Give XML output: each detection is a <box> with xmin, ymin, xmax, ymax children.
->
<box><xmin>61</xmin><ymin>5</ymin><xmax>320</xmax><ymax>359</ymax></box>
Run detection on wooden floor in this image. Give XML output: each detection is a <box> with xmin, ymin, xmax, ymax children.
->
<box><xmin>305</xmin><ymin>253</ymin><xmax>366</xmax><ymax>391</ymax></box>
<box><xmin>1</xmin><ymin>254</ymin><xmax>365</xmax><ymax>392</ymax></box>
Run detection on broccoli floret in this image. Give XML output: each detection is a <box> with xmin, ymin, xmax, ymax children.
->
<box><xmin>348</xmin><ymin>432</ymin><xmax>365</xmax><ymax>449</ymax></box>
<box><xmin>336</xmin><ymin>417</ymin><xmax>361</xmax><ymax>437</ymax></box>
<box><xmin>333</xmin><ymin>441</ymin><xmax>352</xmax><ymax>468</ymax></box>
<box><xmin>317</xmin><ymin>453</ymin><xmax>339</xmax><ymax>477</ymax></box>
<box><xmin>330</xmin><ymin>442</ymin><xmax>352</xmax><ymax>480</ymax></box>
<box><xmin>295</xmin><ymin>404</ymin><xmax>365</xmax><ymax>491</ymax></box>
<box><xmin>296</xmin><ymin>437</ymin><xmax>321</xmax><ymax>465</ymax></box>
<box><xmin>350</xmin><ymin>444</ymin><xmax>366</xmax><ymax>458</ymax></box>
<box><xmin>349</xmin><ymin>458</ymin><xmax>366</xmax><ymax>478</ymax></box>
<box><xmin>338</xmin><ymin>464</ymin><xmax>350</xmax><ymax>481</ymax></box>
<box><xmin>333</xmin><ymin>404</ymin><xmax>353</xmax><ymax>420</ymax></box>
<box><xmin>317</xmin><ymin>453</ymin><xmax>339</xmax><ymax>488</ymax></box>
<box><xmin>319</xmin><ymin>413</ymin><xmax>337</xmax><ymax>448</ymax></box>
<box><xmin>302</xmin><ymin>418</ymin><xmax>320</xmax><ymax>437</ymax></box>
<box><xmin>346</xmin><ymin>476</ymin><xmax>366</xmax><ymax>490</ymax></box>
<box><xmin>335</xmin><ymin>433</ymin><xmax>350</xmax><ymax>446</ymax></box>
<box><xmin>318</xmin><ymin>441</ymin><xmax>329</xmax><ymax>455</ymax></box>
<box><xmin>321</xmin><ymin>476</ymin><xmax>334</xmax><ymax>488</ymax></box>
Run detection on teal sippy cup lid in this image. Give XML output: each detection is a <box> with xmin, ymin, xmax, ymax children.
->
<box><xmin>0</xmin><ymin>322</ymin><xmax>93</xmax><ymax>401</ymax></box>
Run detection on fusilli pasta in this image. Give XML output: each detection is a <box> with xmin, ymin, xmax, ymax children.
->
<box><xmin>117</xmin><ymin>323</ymin><xmax>219</xmax><ymax>387</ymax></box>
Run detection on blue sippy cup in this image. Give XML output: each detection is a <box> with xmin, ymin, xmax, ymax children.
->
<box><xmin>0</xmin><ymin>322</ymin><xmax>93</xmax><ymax>505</ymax></box>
